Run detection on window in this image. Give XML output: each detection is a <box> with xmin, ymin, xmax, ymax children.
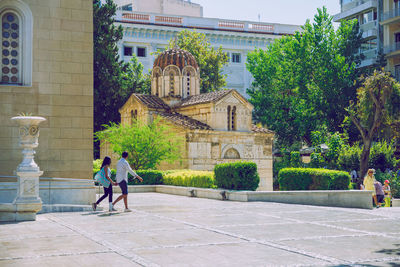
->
<box><xmin>227</xmin><ymin>105</ymin><xmax>231</xmax><ymax>130</ymax></box>
<box><xmin>169</xmin><ymin>72</ymin><xmax>174</xmax><ymax>95</ymax></box>
<box><xmin>1</xmin><ymin>12</ymin><xmax>20</xmax><ymax>84</ymax></box>
<box><xmin>124</xmin><ymin>46</ymin><xmax>132</xmax><ymax>56</ymax></box>
<box><xmin>186</xmin><ymin>72</ymin><xmax>190</xmax><ymax>97</ymax></box>
<box><xmin>137</xmin><ymin>47</ymin><xmax>146</xmax><ymax>57</ymax></box>
<box><xmin>231</xmin><ymin>106</ymin><xmax>236</xmax><ymax>131</ymax></box>
<box><xmin>361</xmin><ymin>11</ymin><xmax>374</xmax><ymax>24</ymax></box>
<box><xmin>232</xmin><ymin>53</ymin><xmax>241</xmax><ymax>63</ymax></box>
<box><xmin>0</xmin><ymin>1</ymin><xmax>32</xmax><ymax>86</ymax></box>
<box><xmin>227</xmin><ymin>105</ymin><xmax>237</xmax><ymax>131</ymax></box>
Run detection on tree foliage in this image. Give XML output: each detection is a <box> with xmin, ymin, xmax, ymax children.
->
<box><xmin>166</xmin><ymin>30</ymin><xmax>228</xmax><ymax>93</ymax></box>
<box><xmin>95</xmin><ymin>117</ymin><xmax>184</xmax><ymax>170</ymax></box>
<box><xmin>93</xmin><ymin>0</ymin><xmax>126</xmax><ymax>132</ymax></box>
<box><xmin>93</xmin><ymin>0</ymin><xmax>150</xmax><ymax>157</ymax></box>
<box><xmin>246</xmin><ymin>7</ymin><xmax>364</xmax><ymax>146</ymax></box>
<box><xmin>346</xmin><ymin>70</ymin><xmax>400</xmax><ymax>177</ymax></box>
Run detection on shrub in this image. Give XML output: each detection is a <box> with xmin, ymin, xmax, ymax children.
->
<box><xmin>163</xmin><ymin>170</ymin><xmax>215</xmax><ymax>188</ymax></box>
<box><xmin>128</xmin><ymin>170</ymin><xmax>163</xmax><ymax>185</ymax></box>
<box><xmin>278</xmin><ymin>168</ymin><xmax>350</xmax><ymax>191</ymax></box>
<box><xmin>368</xmin><ymin>141</ymin><xmax>398</xmax><ymax>172</ymax></box>
<box><xmin>337</xmin><ymin>144</ymin><xmax>361</xmax><ymax>172</ymax></box>
<box><xmin>214</xmin><ymin>161</ymin><xmax>259</xmax><ymax>191</ymax></box>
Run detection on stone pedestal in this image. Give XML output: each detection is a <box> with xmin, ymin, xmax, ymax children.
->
<box><xmin>0</xmin><ymin>116</ymin><xmax>46</xmax><ymax>222</ymax></box>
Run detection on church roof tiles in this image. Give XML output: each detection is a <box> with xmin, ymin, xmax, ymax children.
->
<box><xmin>178</xmin><ymin>89</ymin><xmax>233</xmax><ymax>107</ymax></box>
<box><xmin>157</xmin><ymin>112</ymin><xmax>212</xmax><ymax>130</ymax></box>
<box><xmin>133</xmin><ymin>94</ymin><xmax>170</xmax><ymax>110</ymax></box>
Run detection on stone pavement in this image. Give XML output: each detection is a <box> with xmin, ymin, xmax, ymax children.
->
<box><xmin>1</xmin><ymin>193</ymin><xmax>400</xmax><ymax>266</ymax></box>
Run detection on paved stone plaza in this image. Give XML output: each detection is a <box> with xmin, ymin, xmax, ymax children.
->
<box><xmin>1</xmin><ymin>193</ymin><xmax>400</xmax><ymax>266</ymax></box>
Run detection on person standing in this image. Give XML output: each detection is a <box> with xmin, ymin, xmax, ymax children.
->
<box><xmin>374</xmin><ymin>180</ymin><xmax>385</xmax><ymax>207</ymax></box>
<box><xmin>363</xmin><ymin>169</ymin><xmax>379</xmax><ymax>208</ymax></box>
<box><xmin>112</xmin><ymin>151</ymin><xmax>143</xmax><ymax>212</ymax></box>
<box><xmin>92</xmin><ymin>156</ymin><xmax>118</xmax><ymax>212</ymax></box>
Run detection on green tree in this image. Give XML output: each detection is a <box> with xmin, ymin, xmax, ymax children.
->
<box><xmin>246</xmin><ymin>7</ymin><xmax>363</xmax><ymax>146</ymax></box>
<box><xmin>95</xmin><ymin>117</ymin><xmax>184</xmax><ymax>170</ymax></box>
<box><xmin>346</xmin><ymin>70</ymin><xmax>400</xmax><ymax>177</ymax></box>
<box><xmin>121</xmin><ymin>55</ymin><xmax>151</xmax><ymax>95</ymax></box>
<box><xmin>167</xmin><ymin>30</ymin><xmax>228</xmax><ymax>93</ymax></box>
<box><xmin>93</xmin><ymin>0</ymin><xmax>126</xmax><ymax>133</ymax></box>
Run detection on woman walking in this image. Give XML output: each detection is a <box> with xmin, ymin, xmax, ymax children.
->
<box><xmin>363</xmin><ymin>168</ymin><xmax>379</xmax><ymax>208</ymax></box>
<box><xmin>92</xmin><ymin>156</ymin><xmax>118</xmax><ymax>211</ymax></box>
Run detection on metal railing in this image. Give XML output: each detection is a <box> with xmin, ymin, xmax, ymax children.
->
<box><xmin>383</xmin><ymin>42</ymin><xmax>400</xmax><ymax>54</ymax></box>
<box><xmin>342</xmin><ymin>0</ymin><xmax>376</xmax><ymax>12</ymax></box>
<box><xmin>382</xmin><ymin>8</ymin><xmax>400</xmax><ymax>22</ymax></box>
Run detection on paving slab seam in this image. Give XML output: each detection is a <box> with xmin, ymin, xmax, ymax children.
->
<box><xmin>253</xmin><ymin>212</ymin><xmax>400</xmax><ymax>240</ymax></box>
<box><xmin>0</xmin><ymin>233</ymin><xmax>81</xmax><ymax>242</ymax></box>
<box><xmin>44</xmin><ymin>214</ymin><xmax>159</xmax><ymax>267</ymax></box>
<box><xmin>100</xmin><ymin>226</ymin><xmax>197</xmax><ymax>235</ymax></box>
<box><xmin>130</xmin><ymin>240</ymin><xmax>247</xmax><ymax>251</ymax></box>
<box><xmin>132</xmin><ymin>208</ymin><xmax>346</xmax><ymax>265</ymax></box>
<box><xmin>0</xmin><ymin>250</ymin><xmax>111</xmax><ymax>262</ymax></box>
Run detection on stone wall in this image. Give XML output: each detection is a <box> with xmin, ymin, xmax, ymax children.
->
<box><xmin>0</xmin><ymin>0</ymin><xmax>93</xmax><ymax>179</ymax></box>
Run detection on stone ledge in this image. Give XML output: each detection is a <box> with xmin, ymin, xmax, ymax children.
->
<box><xmin>109</xmin><ymin>185</ymin><xmax>373</xmax><ymax>209</ymax></box>
<box><xmin>39</xmin><ymin>204</ymin><xmax>104</xmax><ymax>214</ymax></box>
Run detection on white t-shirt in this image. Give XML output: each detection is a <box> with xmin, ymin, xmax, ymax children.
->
<box><xmin>115</xmin><ymin>158</ymin><xmax>138</xmax><ymax>183</ymax></box>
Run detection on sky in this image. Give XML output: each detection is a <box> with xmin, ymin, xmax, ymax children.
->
<box><xmin>192</xmin><ymin>0</ymin><xmax>340</xmax><ymax>26</ymax></box>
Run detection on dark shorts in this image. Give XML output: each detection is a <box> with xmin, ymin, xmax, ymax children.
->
<box><xmin>377</xmin><ymin>194</ymin><xmax>384</xmax><ymax>203</ymax></box>
<box><xmin>119</xmin><ymin>180</ymin><xmax>128</xmax><ymax>195</ymax></box>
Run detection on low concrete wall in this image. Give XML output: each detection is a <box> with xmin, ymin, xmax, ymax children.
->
<box><xmin>245</xmin><ymin>190</ymin><xmax>373</xmax><ymax>209</ymax></box>
<box><xmin>106</xmin><ymin>185</ymin><xmax>373</xmax><ymax>209</ymax></box>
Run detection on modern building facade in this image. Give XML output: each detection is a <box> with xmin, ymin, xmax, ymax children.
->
<box><xmin>334</xmin><ymin>0</ymin><xmax>400</xmax><ymax>80</ymax></box>
<box><xmin>114</xmin><ymin>0</ymin><xmax>300</xmax><ymax>97</ymax></box>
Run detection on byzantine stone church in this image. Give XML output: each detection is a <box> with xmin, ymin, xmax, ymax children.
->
<box><xmin>115</xmin><ymin>49</ymin><xmax>274</xmax><ymax>190</ymax></box>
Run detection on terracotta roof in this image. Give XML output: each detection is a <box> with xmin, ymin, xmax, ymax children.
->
<box><xmin>178</xmin><ymin>90</ymin><xmax>233</xmax><ymax>107</ymax></box>
<box><xmin>154</xmin><ymin>49</ymin><xmax>199</xmax><ymax>71</ymax></box>
<box><xmin>157</xmin><ymin>112</ymin><xmax>212</xmax><ymax>130</ymax></box>
<box><xmin>251</xmin><ymin>124</ymin><xmax>274</xmax><ymax>134</ymax></box>
<box><xmin>134</xmin><ymin>94</ymin><xmax>170</xmax><ymax>110</ymax></box>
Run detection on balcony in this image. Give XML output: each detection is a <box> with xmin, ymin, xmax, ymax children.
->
<box><xmin>360</xmin><ymin>21</ymin><xmax>377</xmax><ymax>39</ymax></box>
<box><xmin>334</xmin><ymin>0</ymin><xmax>377</xmax><ymax>21</ymax></box>
<box><xmin>384</xmin><ymin>42</ymin><xmax>400</xmax><ymax>56</ymax></box>
<box><xmin>115</xmin><ymin>10</ymin><xmax>301</xmax><ymax>35</ymax></box>
<box><xmin>381</xmin><ymin>8</ymin><xmax>400</xmax><ymax>25</ymax></box>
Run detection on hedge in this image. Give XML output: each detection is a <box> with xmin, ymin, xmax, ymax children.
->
<box><xmin>278</xmin><ymin>168</ymin><xmax>350</xmax><ymax>191</ymax></box>
<box><xmin>93</xmin><ymin>168</ymin><xmax>162</xmax><ymax>185</ymax></box>
<box><xmin>214</xmin><ymin>161</ymin><xmax>259</xmax><ymax>191</ymax></box>
<box><xmin>163</xmin><ymin>170</ymin><xmax>215</xmax><ymax>188</ymax></box>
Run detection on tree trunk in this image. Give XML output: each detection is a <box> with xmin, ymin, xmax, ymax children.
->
<box><xmin>359</xmin><ymin>138</ymin><xmax>372</xmax><ymax>185</ymax></box>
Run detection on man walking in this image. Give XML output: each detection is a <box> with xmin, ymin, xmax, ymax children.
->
<box><xmin>112</xmin><ymin>151</ymin><xmax>143</xmax><ymax>212</ymax></box>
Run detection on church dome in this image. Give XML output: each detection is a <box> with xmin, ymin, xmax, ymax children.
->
<box><xmin>153</xmin><ymin>49</ymin><xmax>199</xmax><ymax>71</ymax></box>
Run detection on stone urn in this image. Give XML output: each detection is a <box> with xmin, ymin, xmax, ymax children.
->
<box><xmin>11</xmin><ymin>116</ymin><xmax>46</xmax><ymax>218</ymax></box>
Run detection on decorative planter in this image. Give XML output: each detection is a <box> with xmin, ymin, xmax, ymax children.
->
<box><xmin>9</xmin><ymin>116</ymin><xmax>46</xmax><ymax>220</ymax></box>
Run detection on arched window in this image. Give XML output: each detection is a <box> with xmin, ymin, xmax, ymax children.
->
<box><xmin>130</xmin><ymin>109</ymin><xmax>137</xmax><ymax>123</ymax></box>
<box><xmin>169</xmin><ymin>71</ymin><xmax>174</xmax><ymax>96</ymax></box>
<box><xmin>231</xmin><ymin>106</ymin><xmax>236</xmax><ymax>131</ymax></box>
<box><xmin>1</xmin><ymin>12</ymin><xmax>20</xmax><ymax>84</ymax></box>
<box><xmin>0</xmin><ymin>1</ymin><xmax>32</xmax><ymax>86</ymax></box>
<box><xmin>155</xmin><ymin>73</ymin><xmax>159</xmax><ymax>96</ymax></box>
<box><xmin>186</xmin><ymin>71</ymin><xmax>190</xmax><ymax>97</ymax></box>
<box><xmin>227</xmin><ymin>105</ymin><xmax>231</xmax><ymax>130</ymax></box>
